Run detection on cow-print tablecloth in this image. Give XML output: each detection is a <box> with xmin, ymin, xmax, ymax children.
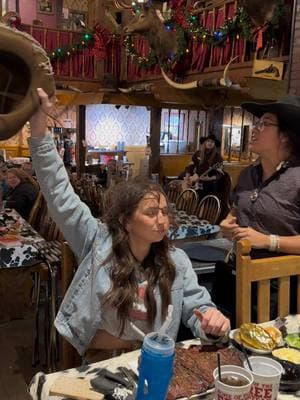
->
<box><xmin>28</xmin><ymin>336</ymin><xmax>298</xmax><ymax>400</ymax></box>
<box><xmin>0</xmin><ymin>208</ymin><xmax>44</xmax><ymax>268</ymax></box>
<box><xmin>168</xmin><ymin>210</ymin><xmax>220</xmax><ymax>240</ymax></box>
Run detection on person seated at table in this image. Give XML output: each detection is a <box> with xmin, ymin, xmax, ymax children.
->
<box><xmin>214</xmin><ymin>94</ymin><xmax>300</xmax><ymax>326</ymax></box>
<box><xmin>181</xmin><ymin>135</ymin><xmax>224</xmax><ymax>197</ymax></box>
<box><xmin>96</xmin><ymin>164</ymin><xmax>107</xmax><ymax>186</ymax></box>
<box><xmin>28</xmin><ymin>88</ymin><xmax>230</xmax><ymax>361</ymax></box>
<box><xmin>0</xmin><ymin>167</ymin><xmax>10</xmax><ymax>198</ymax></box>
<box><xmin>3</xmin><ymin>168</ymin><xmax>38</xmax><ymax>219</ymax></box>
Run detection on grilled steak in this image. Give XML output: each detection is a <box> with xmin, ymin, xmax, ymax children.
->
<box><xmin>167</xmin><ymin>345</ymin><xmax>243</xmax><ymax>400</ymax></box>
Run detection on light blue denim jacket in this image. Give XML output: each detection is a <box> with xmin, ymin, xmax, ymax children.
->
<box><xmin>29</xmin><ymin>135</ymin><xmax>218</xmax><ymax>355</ymax></box>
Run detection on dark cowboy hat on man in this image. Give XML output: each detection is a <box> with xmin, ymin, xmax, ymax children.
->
<box><xmin>0</xmin><ymin>23</ymin><xmax>55</xmax><ymax>140</ymax></box>
<box><xmin>200</xmin><ymin>134</ymin><xmax>221</xmax><ymax>147</ymax></box>
<box><xmin>241</xmin><ymin>95</ymin><xmax>300</xmax><ymax>133</ymax></box>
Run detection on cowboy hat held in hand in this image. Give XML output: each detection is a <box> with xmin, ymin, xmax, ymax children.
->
<box><xmin>200</xmin><ymin>134</ymin><xmax>221</xmax><ymax>147</ymax></box>
<box><xmin>0</xmin><ymin>23</ymin><xmax>55</xmax><ymax>140</ymax></box>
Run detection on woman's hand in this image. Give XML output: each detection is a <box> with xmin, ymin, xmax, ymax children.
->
<box><xmin>194</xmin><ymin>308</ymin><xmax>230</xmax><ymax>337</ymax></box>
<box><xmin>200</xmin><ymin>175</ymin><xmax>217</xmax><ymax>181</ymax></box>
<box><xmin>29</xmin><ymin>88</ymin><xmax>54</xmax><ymax>138</ymax></box>
<box><xmin>232</xmin><ymin>226</ymin><xmax>269</xmax><ymax>249</ymax></box>
<box><xmin>220</xmin><ymin>216</ymin><xmax>239</xmax><ymax>239</ymax></box>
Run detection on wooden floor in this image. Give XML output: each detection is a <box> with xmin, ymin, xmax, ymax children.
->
<box><xmin>0</xmin><ymin>314</ymin><xmax>47</xmax><ymax>400</ymax></box>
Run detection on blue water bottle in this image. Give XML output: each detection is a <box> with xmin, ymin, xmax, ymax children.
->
<box><xmin>136</xmin><ymin>332</ymin><xmax>175</xmax><ymax>400</ymax></box>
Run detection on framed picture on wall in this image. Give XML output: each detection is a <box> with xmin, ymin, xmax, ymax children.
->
<box><xmin>37</xmin><ymin>0</ymin><xmax>54</xmax><ymax>14</ymax></box>
<box><xmin>68</xmin><ymin>10</ymin><xmax>88</xmax><ymax>31</ymax></box>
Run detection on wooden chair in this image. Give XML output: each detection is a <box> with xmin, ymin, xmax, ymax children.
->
<box><xmin>236</xmin><ymin>239</ymin><xmax>300</xmax><ymax>326</ymax></box>
<box><xmin>59</xmin><ymin>241</ymin><xmax>81</xmax><ymax>370</ymax></box>
<box><xmin>165</xmin><ymin>179</ymin><xmax>182</xmax><ymax>203</ymax></box>
<box><xmin>28</xmin><ymin>190</ymin><xmax>48</xmax><ymax>230</ymax></box>
<box><xmin>194</xmin><ymin>195</ymin><xmax>221</xmax><ymax>224</ymax></box>
<box><xmin>175</xmin><ymin>188</ymin><xmax>198</xmax><ymax>215</ymax></box>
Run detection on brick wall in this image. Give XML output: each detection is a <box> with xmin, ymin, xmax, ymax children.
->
<box><xmin>289</xmin><ymin>0</ymin><xmax>300</xmax><ymax>95</ymax></box>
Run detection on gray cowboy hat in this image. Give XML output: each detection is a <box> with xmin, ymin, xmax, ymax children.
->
<box><xmin>241</xmin><ymin>95</ymin><xmax>300</xmax><ymax>132</ymax></box>
<box><xmin>200</xmin><ymin>134</ymin><xmax>221</xmax><ymax>147</ymax></box>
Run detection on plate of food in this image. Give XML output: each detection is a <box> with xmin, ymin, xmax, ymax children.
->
<box><xmin>128</xmin><ymin>343</ymin><xmax>244</xmax><ymax>399</ymax></box>
<box><xmin>229</xmin><ymin>322</ymin><xmax>283</xmax><ymax>354</ymax></box>
<box><xmin>0</xmin><ymin>233</ymin><xmax>22</xmax><ymax>247</ymax></box>
<box><xmin>271</xmin><ymin>347</ymin><xmax>300</xmax><ymax>392</ymax></box>
<box><xmin>284</xmin><ymin>333</ymin><xmax>300</xmax><ymax>350</ymax></box>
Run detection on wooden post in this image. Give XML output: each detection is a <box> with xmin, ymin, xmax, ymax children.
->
<box><xmin>149</xmin><ymin>108</ymin><xmax>162</xmax><ymax>176</ymax></box>
<box><xmin>76</xmin><ymin>105</ymin><xmax>86</xmax><ymax>177</ymax></box>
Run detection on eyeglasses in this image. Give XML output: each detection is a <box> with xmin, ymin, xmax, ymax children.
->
<box><xmin>253</xmin><ymin>120</ymin><xmax>279</xmax><ymax>131</ymax></box>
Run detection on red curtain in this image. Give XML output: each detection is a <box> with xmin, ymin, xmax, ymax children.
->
<box><xmin>191</xmin><ymin>11</ymin><xmax>213</xmax><ymax>72</ymax></box>
<box><xmin>211</xmin><ymin>7</ymin><xmax>225</xmax><ymax>66</ymax></box>
<box><xmin>222</xmin><ymin>2</ymin><xmax>235</xmax><ymax>64</ymax></box>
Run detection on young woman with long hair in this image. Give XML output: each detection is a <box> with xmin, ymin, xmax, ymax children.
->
<box><xmin>28</xmin><ymin>88</ymin><xmax>230</xmax><ymax>360</ymax></box>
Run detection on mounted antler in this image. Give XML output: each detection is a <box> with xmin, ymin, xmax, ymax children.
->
<box><xmin>238</xmin><ymin>0</ymin><xmax>277</xmax><ymax>26</ymax></box>
<box><xmin>160</xmin><ymin>57</ymin><xmax>241</xmax><ymax>90</ymax></box>
<box><xmin>114</xmin><ymin>0</ymin><xmax>132</xmax><ymax>10</ymax></box>
<box><xmin>118</xmin><ymin>83</ymin><xmax>154</xmax><ymax>93</ymax></box>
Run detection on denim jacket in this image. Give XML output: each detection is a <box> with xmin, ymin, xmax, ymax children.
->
<box><xmin>29</xmin><ymin>135</ymin><xmax>217</xmax><ymax>355</ymax></box>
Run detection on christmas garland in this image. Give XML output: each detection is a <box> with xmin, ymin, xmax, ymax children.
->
<box><xmin>47</xmin><ymin>0</ymin><xmax>285</xmax><ymax>67</ymax></box>
<box><xmin>49</xmin><ymin>31</ymin><xmax>94</xmax><ymax>61</ymax></box>
<box><xmin>124</xmin><ymin>0</ymin><xmax>285</xmax><ymax>69</ymax></box>
<box><xmin>185</xmin><ymin>6</ymin><xmax>253</xmax><ymax>46</ymax></box>
<box><xmin>124</xmin><ymin>23</ymin><xmax>187</xmax><ymax>69</ymax></box>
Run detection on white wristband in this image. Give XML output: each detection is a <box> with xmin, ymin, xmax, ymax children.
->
<box><xmin>269</xmin><ymin>234</ymin><xmax>280</xmax><ymax>252</ymax></box>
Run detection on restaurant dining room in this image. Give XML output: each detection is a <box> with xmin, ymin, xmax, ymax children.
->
<box><xmin>1</xmin><ymin>0</ymin><xmax>300</xmax><ymax>399</ymax></box>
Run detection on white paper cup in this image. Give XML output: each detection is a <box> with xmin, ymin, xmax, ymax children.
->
<box><xmin>244</xmin><ymin>356</ymin><xmax>283</xmax><ymax>400</ymax></box>
<box><xmin>213</xmin><ymin>365</ymin><xmax>253</xmax><ymax>400</ymax></box>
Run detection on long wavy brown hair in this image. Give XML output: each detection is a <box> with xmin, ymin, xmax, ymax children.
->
<box><xmin>102</xmin><ymin>178</ymin><xmax>176</xmax><ymax>335</ymax></box>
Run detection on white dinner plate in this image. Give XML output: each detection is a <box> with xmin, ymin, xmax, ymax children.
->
<box><xmin>229</xmin><ymin>328</ymin><xmax>272</xmax><ymax>354</ymax></box>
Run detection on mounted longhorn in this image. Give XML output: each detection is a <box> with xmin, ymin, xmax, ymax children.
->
<box><xmin>123</xmin><ymin>3</ymin><xmax>177</xmax><ymax>62</ymax></box>
<box><xmin>118</xmin><ymin>83</ymin><xmax>154</xmax><ymax>93</ymax></box>
<box><xmin>238</xmin><ymin>0</ymin><xmax>277</xmax><ymax>26</ymax></box>
<box><xmin>160</xmin><ymin>57</ymin><xmax>241</xmax><ymax>90</ymax></box>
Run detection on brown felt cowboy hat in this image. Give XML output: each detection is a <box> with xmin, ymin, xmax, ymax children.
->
<box><xmin>0</xmin><ymin>23</ymin><xmax>55</xmax><ymax>140</ymax></box>
<box><xmin>241</xmin><ymin>95</ymin><xmax>300</xmax><ymax>132</ymax></box>
<box><xmin>200</xmin><ymin>134</ymin><xmax>221</xmax><ymax>147</ymax></box>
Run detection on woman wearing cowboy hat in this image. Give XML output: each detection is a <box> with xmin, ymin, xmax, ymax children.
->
<box><xmin>214</xmin><ymin>94</ymin><xmax>300</xmax><ymax>325</ymax></box>
<box><xmin>185</xmin><ymin>134</ymin><xmax>224</xmax><ymax>198</ymax></box>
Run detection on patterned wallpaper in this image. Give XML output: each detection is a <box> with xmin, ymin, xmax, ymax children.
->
<box><xmin>86</xmin><ymin>104</ymin><xmax>150</xmax><ymax>148</ymax></box>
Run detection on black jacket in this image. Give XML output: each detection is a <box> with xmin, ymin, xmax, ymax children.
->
<box><xmin>4</xmin><ymin>182</ymin><xmax>38</xmax><ymax>220</ymax></box>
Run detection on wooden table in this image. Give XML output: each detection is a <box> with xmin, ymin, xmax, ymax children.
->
<box><xmin>0</xmin><ymin>208</ymin><xmax>44</xmax><ymax>268</ymax></box>
<box><xmin>168</xmin><ymin>209</ymin><xmax>220</xmax><ymax>241</ymax></box>
<box><xmin>0</xmin><ymin>208</ymin><xmax>45</xmax><ymax>321</ymax></box>
<box><xmin>28</xmin><ymin>339</ymin><xmax>298</xmax><ymax>400</ymax></box>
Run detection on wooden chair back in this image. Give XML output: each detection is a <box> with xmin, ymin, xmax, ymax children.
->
<box><xmin>236</xmin><ymin>239</ymin><xmax>300</xmax><ymax>326</ymax></box>
<box><xmin>175</xmin><ymin>188</ymin><xmax>198</xmax><ymax>215</ymax></box>
<box><xmin>28</xmin><ymin>191</ymin><xmax>48</xmax><ymax>230</ymax></box>
<box><xmin>194</xmin><ymin>195</ymin><xmax>221</xmax><ymax>224</ymax></box>
<box><xmin>165</xmin><ymin>180</ymin><xmax>182</xmax><ymax>203</ymax></box>
<box><xmin>60</xmin><ymin>242</ymin><xmax>81</xmax><ymax>369</ymax></box>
